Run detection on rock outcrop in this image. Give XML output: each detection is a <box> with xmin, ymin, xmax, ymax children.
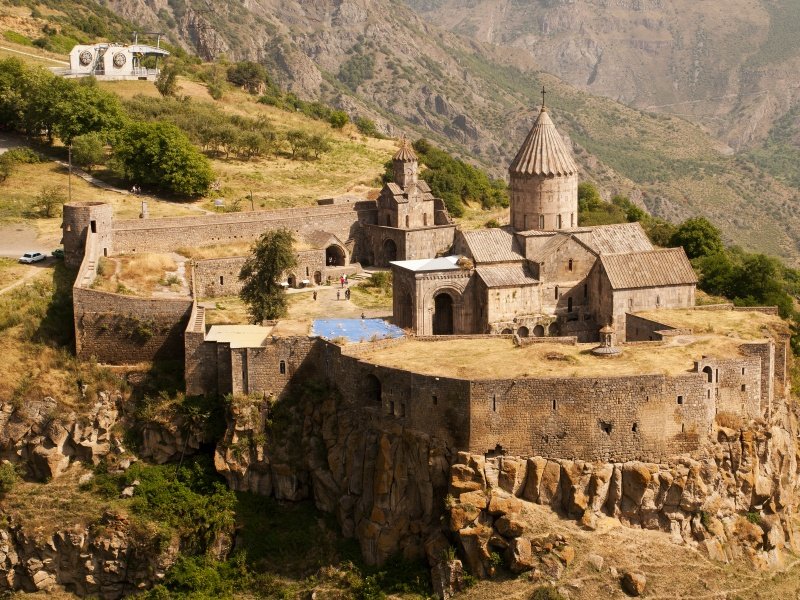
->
<box><xmin>215</xmin><ymin>386</ymin><xmax>452</xmax><ymax>565</ymax></box>
<box><xmin>0</xmin><ymin>511</ymin><xmax>177</xmax><ymax>598</ymax></box>
<box><xmin>0</xmin><ymin>394</ymin><xmax>120</xmax><ymax>480</ymax></box>
<box><xmin>445</xmin><ymin>411</ymin><xmax>800</xmax><ymax>578</ymax></box>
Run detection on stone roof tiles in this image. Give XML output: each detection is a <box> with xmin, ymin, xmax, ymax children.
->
<box><xmin>461</xmin><ymin>229</ymin><xmax>524</xmax><ymax>263</ymax></box>
<box><xmin>600</xmin><ymin>248</ymin><xmax>697</xmax><ymax>290</ymax></box>
<box><xmin>509</xmin><ymin>108</ymin><xmax>579</xmax><ymax>177</ymax></box>
<box><xmin>585</xmin><ymin>222</ymin><xmax>653</xmax><ymax>254</ymax></box>
<box><xmin>393</xmin><ymin>137</ymin><xmax>417</xmax><ymax>162</ymax></box>
<box><xmin>476</xmin><ymin>263</ymin><xmax>539</xmax><ymax>288</ymax></box>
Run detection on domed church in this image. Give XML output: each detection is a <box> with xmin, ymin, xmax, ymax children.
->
<box><xmin>389</xmin><ymin>99</ymin><xmax>698</xmax><ymax>341</ymax></box>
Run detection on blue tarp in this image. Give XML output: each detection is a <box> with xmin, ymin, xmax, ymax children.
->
<box><xmin>312</xmin><ymin>318</ymin><xmax>404</xmax><ymax>343</ymax></box>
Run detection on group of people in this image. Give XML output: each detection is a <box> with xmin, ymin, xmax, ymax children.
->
<box><xmin>129</xmin><ymin>184</ymin><xmax>142</xmax><ymax>195</ymax></box>
<box><xmin>309</xmin><ymin>275</ymin><xmax>350</xmax><ymax>302</ymax></box>
<box><xmin>336</xmin><ymin>288</ymin><xmax>351</xmax><ymax>301</ymax></box>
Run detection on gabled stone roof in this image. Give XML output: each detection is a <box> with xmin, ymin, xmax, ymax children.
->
<box><xmin>476</xmin><ymin>263</ymin><xmax>539</xmax><ymax>288</ymax></box>
<box><xmin>584</xmin><ymin>222</ymin><xmax>653</xmax><ymax>255</ymax></box>
<box><xmin>460</xmin><ymin>229</ymin><xmax>524</xmax><ymax>263</ymax></box>
<box><xmin>600</xmin><ymin>248</ymin><xmax>697</xmax><ymax>290</ymax></box>
<box><xmin>509</xmin><ymin>108</ymin><xmax>579</xmax><ymax>177</ymax></box>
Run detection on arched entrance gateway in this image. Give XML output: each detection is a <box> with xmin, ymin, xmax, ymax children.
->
<box><xmin>433</xmin><ymin>292</ymin><xmax>454</xmax><ymax>335</ymax></box>
<box><xmin>383</xmin><ymin>238</ymin><xmax>397</xmax><ymax>264</ymax></box>
<box><xmin>325</xmin><ymin>245</ymin><xmax>346</xmax><ymax>267</ymax></box>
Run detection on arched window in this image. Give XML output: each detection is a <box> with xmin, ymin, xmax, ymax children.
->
<box><xmin>366</xmin><ymin>374</ymin><xmax>382</xmax><ymax>403</ymax></box>
<box><xmin>538</xmin><ymin>215</ymin><xmax>545</xmax><ymax>228</ymax></box>
<box><xmin>702</xmin><ymin>366</ymin><xmax>713</xmax><ymax>383</ymax></box>
<box><xmin>568</xmin><ymin>259</ymin><xmax>573</xmax><ymax>271</ymax></box>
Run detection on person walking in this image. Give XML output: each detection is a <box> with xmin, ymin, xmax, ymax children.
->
<box><xmin>313</xmin><ymin>290</ymin><xmax>317</xmax><ymax>301</ymax></box>
<box><xmin>337</xmin><ymin>290</ymin><xmax>340</xmax><ymax>301</ymax></box>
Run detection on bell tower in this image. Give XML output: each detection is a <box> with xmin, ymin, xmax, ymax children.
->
<box><xmin>508</xmin><ymin>88</ymin><xmax>579</xmax><ymax>232</ymax></box>
<box><xmin>392</xmin><ymin>136</ymin><xmax>418</xmax><ymax>189</ymax></box>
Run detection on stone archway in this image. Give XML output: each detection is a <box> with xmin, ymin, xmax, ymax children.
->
<box><xmin>287</xmin><ymin>274</ymin><xmax>297</xmax><ymax>288</ymax></box>
<box><xmin>548</xmin><ymin>322</ymin><xmax>559</xmax><ymax>336</ymax></box>
<box><xmin>533</xmin><ymin>325</ymin><xmax>545</xmax><ymax>337</ymax></box>
<box><xmin>433</xmin><ymin>292</ymin><xmax>454</xmax><ymax>335</ymax></box>
<box><xmin>326</xmin><ymin>245</ymin><xmax>346</xmax><ymax>267</ymax></box>
<box><xmin>702</xmin><ymin>366</ymin><xmax>713</xmax><ymax>383</ymax></box>
<box><xmin>383</xmin><ymin>238</ymin><xmax>397</xmax><ymax>264</ymax></box>
<box><xmin>517</xmin><ymin>326</ymin><xmax>529</xmax><ymax>338</ymax></box>
<box><xmin>314</xmin><ymin>271</ymin><xmax>322</xmax><ymax>285</ymax></box>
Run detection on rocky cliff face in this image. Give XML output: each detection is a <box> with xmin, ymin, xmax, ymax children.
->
<box><xmin>215</xmin><ymin>385</ymin><xmax>452</xmax><ymax>565</ymax></box>
<box><xmin>214</xmin><ymin>378</ymin><xmax>800</xmax><ymax>578</ymax></box>
<box><xmin>0</xmin><ymin>510</ymin><xmax>177</xmax><ymax>598</ymax></box>
<box><xmin>444</xmin><ymin>411</ymin><xmax>800</xmax><ymax>580</ymax></box>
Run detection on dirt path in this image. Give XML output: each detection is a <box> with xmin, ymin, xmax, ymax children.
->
<box><xmin>0</xmin><ymin>45</ymin><xmax>68</xmax><ymax>65</ymax></box>
<box><xmin>0</xmin><ymin>261</ymin><xmax>51</xmax><ymax>295</ymax></box>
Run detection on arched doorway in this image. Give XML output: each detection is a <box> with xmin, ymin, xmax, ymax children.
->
<box><xmin>383</xmin><ymin>238</ymin><xmax>397</xmax><ymax>264</ymax></box>
<box><xmin>548</xmin><ymin>322</ymin><xmax>559</xmax><ymax>336</ymax></box>
<box><xmin>517</xmin><ymin>326</ymin><xmax>529</xmax><ymax>338</ymax></box>
<box><xmin>433</xmin><ymin>293</ymin><xmax>454</xmax><ymax>335</ymax></box>
<box><xmin>702</xmin><ymin>366</ymin><xmax>713</xmax><ymax>383</ymax></box>
<box><xmin>501</xmin><ymin>328</ymin><xmax>513</xmax><ymax>335</ymax></box>
<box><xmin>314</xmin><ymin>271</ymin><xmax>322</xmax><ymax>285</ymax></box>
<box><xmin>287</xmin><ymin>274</ymin><xmax>297</xmax><ymax>288</ymax></box>
<box><xmin>326</xmin><ymin>245</ymin><xmax>346</xmax><ymax>267</ymax></box>
<box><xmin>533</xmin><ymin>325</ymin><xmax>544</xmax><ymax>337</ymax></box>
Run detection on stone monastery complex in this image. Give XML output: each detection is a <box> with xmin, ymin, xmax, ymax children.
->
<box><xmin>62</xmin><ymin>103</ymin><xmax>791</xmax><ymax>466</ymax></box>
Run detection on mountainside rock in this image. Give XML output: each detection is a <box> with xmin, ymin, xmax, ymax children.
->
<box><xmin>0</xmin><ymin>510</ymin><xmax>177</xmax><ymax>598</ymax></box>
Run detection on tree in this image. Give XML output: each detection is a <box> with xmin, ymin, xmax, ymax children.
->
<box><xmin>112</xmin><ymin>122</ymin><xmax>214</xmax><ymax>196</ymax></box>
<box><xmin>156</xmin><ymin>63</ymin><xmax>179</xmax><ymax>97</ymax></box>
<box><xmin>226</xmin><ymin>61</ymin><xmax>268</xmax><ymax>94</ymax></box>
<box><xmin>37</xmin><ymin>185</ymin><xmax>66</xmax><ymax>218</ymax></box>
<box><xmin>71</xmin><ymin>132</ymin><xmax>105</xmax><ymax>171</ymax></box>
<box><xmin>285</xmin><ymin>130</ymin><xmax>311</xmax><ymax>159</ymax></box>
<box><xmin>329</xmin><ymin>110</ymin><xmax>349</xmax><ymax>129</ymax></box>
<box><xmin>670</xmin><ymin>217</ymin><xmax>723</xmax><ymax>259</ymax></box>
<box><xmin>307</xmin><ymin>133</ymin><xmax>331</xmax><ymax>159</ymax></box>
<box><xmin>577</xmin><ymin>182</ymin><xmax>603</xmax><ymax>212</ymax></box>
<box><xmin>239</xmin><ymin>229</ymin><xmax>297</xmax><ymax>323</ymax></box>
<box><xmin>51</xmin><ymin>78</ymin><xmax>124</xmax><ymax>144</ymax></box>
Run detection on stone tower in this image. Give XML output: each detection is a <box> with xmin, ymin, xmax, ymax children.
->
<box><xmin>508</xmin><ymin>99</ymin><xmax>579</xmax><ymax>232</ymax></box>
<box><xmin>62</xmin><ymin>202</ymin><xmax>114</xmax><ymax>269</ymax></box>
<box><xmin>392</xmin><ymin>137</ymin><xmax>418</xmax><ymax>189</ymax></box>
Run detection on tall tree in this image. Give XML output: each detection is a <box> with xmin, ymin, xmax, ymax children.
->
<box><xmin>670</xmin><ymin>217</ymin><xmax>723</xmax><ymax>259</ymax></box>
<box><xmin>239</xmin><ymin>229</ymin><xmax>297</xmax><ymax>323</ymax></box>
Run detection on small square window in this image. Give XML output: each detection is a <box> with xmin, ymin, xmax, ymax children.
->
<box><xmin>677</xmin><ymin>395</ymin><xmax>684</xmax><ymax>405</ymax></box>
<box><xmin>741</xmin><ymin>384</ymin><xmax>746</xmax><ymax>392</ymax></box>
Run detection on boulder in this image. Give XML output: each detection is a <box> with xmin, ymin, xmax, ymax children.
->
<box><xmin>586</xmin><ymin>553</ymin><xmax>604</xmax><ymax>571</ymax></box>
<box><xmin>507</xmin><ymin>536</ymin><xmax>535</xmax><ymax>573</ymax></box>
<box><xmin>431</xmin><ymin>559</ymin><xmax>464</xmax><ymax>599</ymax></box>
<box><xmin>621</xmin><ymin>571</ymin><xmax>646</xmax><ymax>596</ymax></box>
<box><xmin>495</xmin><ymin>515</ymin><xmax>526</xmax><ymax>538</ymax></box>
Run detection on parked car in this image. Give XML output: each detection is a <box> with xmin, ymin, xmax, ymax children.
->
<box><xmin>51</xmin><ymin>248</ymin><xmax>64</xmax><ymax>259</ymax></box>
<box><xmin>19</xmin><ymin>252</ymin><xmax>46</xmax><ymax>264</ymax></box>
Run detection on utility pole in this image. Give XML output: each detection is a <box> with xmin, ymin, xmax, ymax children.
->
<box><xmin>68</xmin><ymin>144</ymin><xmax>72</xmax><ymax>203</ymax></box>
<box><xmin>250</xmin><ymin>190</ymin><xmax>254</xmax><ymax>211</ymax></box>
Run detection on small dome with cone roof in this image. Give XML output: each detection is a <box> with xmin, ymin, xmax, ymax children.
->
<box><xmin>394</xmin><ymin>136</ymin><xmax>417</xmax><ymax>162</ymax></box>
<box><xmin>509</xmin><ymin>107</ymin><xmax>578</xmax><ymax>177</ymax></box>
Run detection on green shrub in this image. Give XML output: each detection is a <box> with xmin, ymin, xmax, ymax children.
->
<box><xmin>0</xmin><ymin>462</ymin><xmax>20</xmax><ymax>496</ymax></box>
<box><xmin>531</xmin><ymin>586</ymin><xmax>567</xmax><ymax>600</ymax></box>
<box><xmin>3</xmin><ymin>30</ymin><xmax>32</xmax><ymax>46</ymax></box>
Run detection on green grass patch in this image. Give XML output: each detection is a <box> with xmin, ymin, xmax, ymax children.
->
<box><xmin>3</xmin><ymin>30</ymin><xmax>32</xmax><ymax>46</ymax></box>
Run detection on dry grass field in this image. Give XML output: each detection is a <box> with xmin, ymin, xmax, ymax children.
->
<box><xmin>360</xmin><ymin>318</ymin><xmax>773</xmax><ymax>379</ymax></box>
<box><xmin>92</xmin><ymin>253</ymin><xmax>186</xmax><ymax>297</ymax></box>
<box><xmin>635</xmin><ymin>308</ymin><xmax>789</xmax><ymax>339</ymax></box>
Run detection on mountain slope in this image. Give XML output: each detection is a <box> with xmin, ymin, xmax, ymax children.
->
<box><xmin>404</xmin><ymin>0</ymin><xmax>800</xmax><ymax>152</ymax></box>
<box><xmin>4</xmin><ymin>0</ymin><xmax>800</xmax><ymax>261</ymax></box>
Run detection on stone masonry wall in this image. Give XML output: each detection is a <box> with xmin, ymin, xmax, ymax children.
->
<box><xmin>112</xmin><ymin>204</ymin><xmax>377</xmax><ymax>260</ymax></box>
<box><xmin>468</xmin><ymin>374</ymin><xmax>710</xmax><ymax>463</ymax></box>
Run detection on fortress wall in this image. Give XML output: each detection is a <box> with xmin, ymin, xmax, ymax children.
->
<box><xmin>740</xmin><ymin>341</ymin><xmax>776</xmax><ymax>418</ymax></box>
<box><xmin>193</xmin><ymin>250</ymin><xmax>325</xmax><ymax>298</ymax></box>
<box><xmin>239</xmin><ymin>337</ymin><xmax>320</xmax><ymax>398</ymax></box>
<box><xmin>625</xmin><ymin>313</ymin><xmax>677</xmax><ymax>341</ymax></box>
<box><xmin>185</xmin><ymin>305</ymin><xmax>219</xmax><ymax>396</ymax></box>
<box><xmin>112</xmin><ymin>204</ymin><xmax>377</xmax><ymax>257</ymax></box>
<box><xmin>405</xmin><ymin>226</ymin><xmax>456</xmax><ymax>260</ymax></box>
<box><xmin>73</xmin><ymin>287</ymin><xmax>192</xmax><ymax>364</ymax></box>
<box><xmin>695</xmin><ymin>355</ymin><xmax>763</xmax><ymax>419</ymax></box>
<box><xmin>467</xmin><ymin>374</ymin><xmax>710</xmax><ymax>463</ymax></box>
<box><xmin>326</xmin><ymin>345</ymin><xmax>472</xmax><ymax>448</ymax></box>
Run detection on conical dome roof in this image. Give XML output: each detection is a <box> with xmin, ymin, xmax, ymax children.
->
<box><xmin>509</xmin><ymin>108</ymin><xmax>578</xmax><ymax>177</ymax></box>
<box><xmin>394</xmin><ymin>137</ymin><xmax>417</xmax><ymax>162</ymax></box>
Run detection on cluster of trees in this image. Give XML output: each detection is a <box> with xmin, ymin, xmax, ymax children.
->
<box><xmin>239</xmin><ymin>229</ymin><xmax>297</xmax><ymax>323</ymax></box>
<box><xmin>0</xmin><ymin>58</ymin><xmax>213</xmax><ymax>196</ymax></box>
<box><xmin>383</xmin><ymin>139</ymin><xmax>508</xmax><ymax>217</ymax></box>
<box><xmin>0</xmin><ymin>147</ymin><xmax>41</xmax><ymax>184</ymax></box>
